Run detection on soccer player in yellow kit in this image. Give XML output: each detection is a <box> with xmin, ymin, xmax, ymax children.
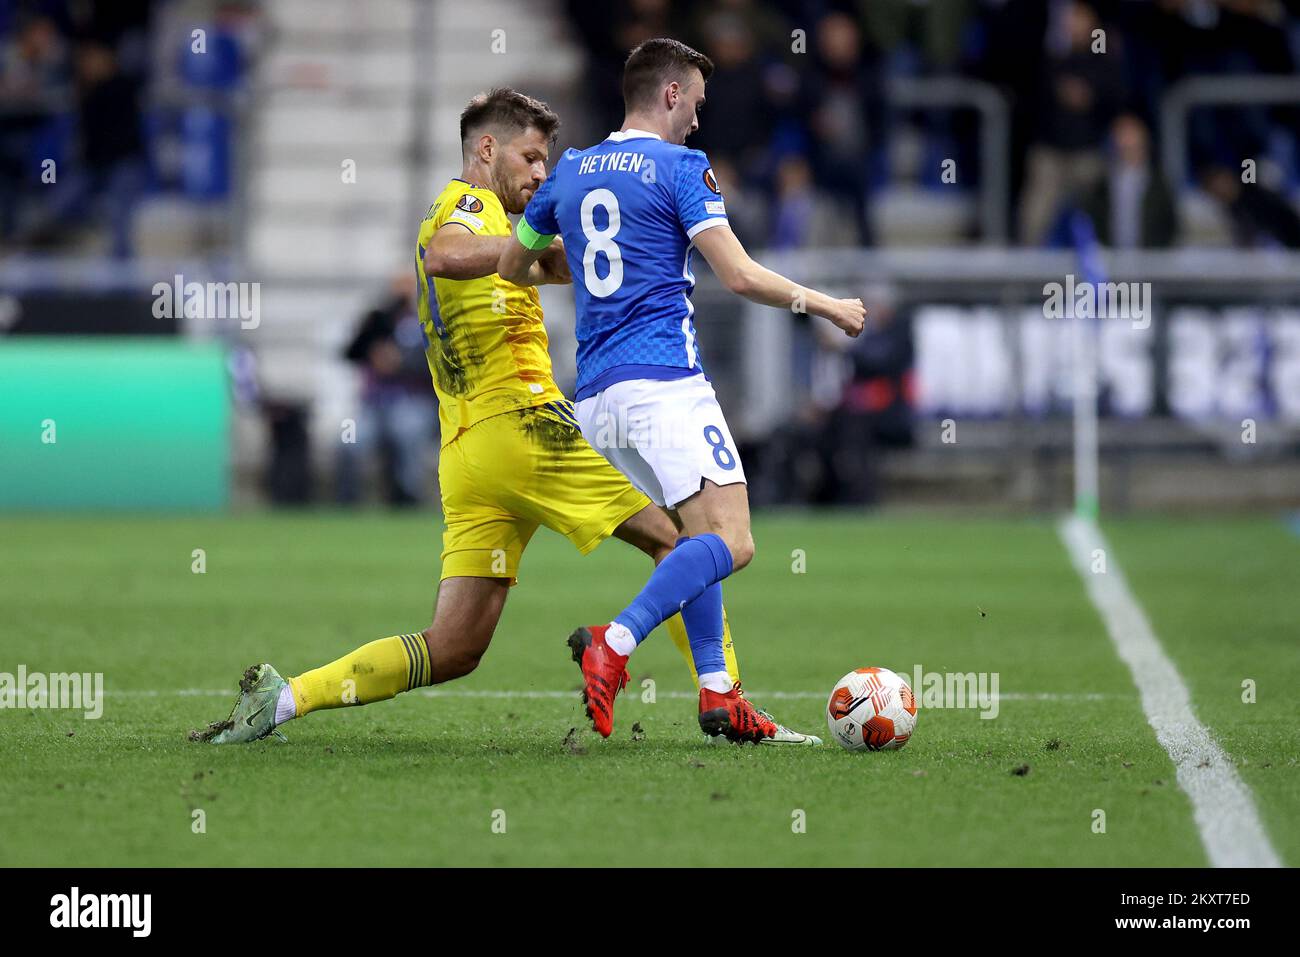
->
<box><xmin>192</xmin><ymin>88</ymin><xmax>818</xmax><ymax>746</ymax></box>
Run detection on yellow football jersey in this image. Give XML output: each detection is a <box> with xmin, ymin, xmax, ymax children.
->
<box><xmin>415</xmin><ymin>178</ymin><xmax>564</xmax><ymax>445</ymax></box>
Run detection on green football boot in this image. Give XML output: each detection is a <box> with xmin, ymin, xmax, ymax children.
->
<box><xmin>755</xmin><ymin>707</ymin><xmax>822</xmax><ymax>747</ymax></box>
<box><xmin>189</xmin><ymin>663</ymin><xmax>289</xmax><ymax>744</ymax></box>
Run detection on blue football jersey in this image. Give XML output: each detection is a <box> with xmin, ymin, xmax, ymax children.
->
<box><xmin>520</xmin><ymin>130</ymin><xmax>730</xmax><ymax>401</ymax></box>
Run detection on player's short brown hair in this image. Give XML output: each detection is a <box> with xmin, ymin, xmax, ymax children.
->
<box><xmin>622</xmin><ymin>38</ymin><xmax>714</xmax><ymax>111</ymax></box>
<box><xmin>459</xmin><ymin>88</ymin><xmax>560</xmax><ymax>151</ymax></box>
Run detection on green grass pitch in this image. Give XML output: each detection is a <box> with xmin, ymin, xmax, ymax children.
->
<box><xmin>1</xmin><ymin>512</ymin><xmax>1295</xmax><ymax>866</ymax></box>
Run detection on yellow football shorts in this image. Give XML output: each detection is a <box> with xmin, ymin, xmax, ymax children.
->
<box><xmin>438</xmin><ymin>401</ymin><xmax>651</xmax><ymax>584</ymax></box>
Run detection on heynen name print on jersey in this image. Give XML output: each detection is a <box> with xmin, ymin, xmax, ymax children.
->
<box><xmin>577</xmin><ymin>151</ymin><xmax>647</xmax><ymax>176</ymax></box>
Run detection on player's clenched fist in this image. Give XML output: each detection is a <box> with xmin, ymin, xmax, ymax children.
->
<box><xmin>538</xmin><ymin>238</ymin><xmax>571</xmax><ymax>284</ymax></box>
<box><xmin>828</xmin><ymin>297</ymin><xmax>866</xmax><ymax>338</ymax></box>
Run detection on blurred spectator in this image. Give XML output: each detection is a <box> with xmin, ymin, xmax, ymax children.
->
<box><xmin>336</xmin><ymin>274</ymin><xmax>438</xmax><ymax>507</ymax></box>
<box><xmin>563</xmin><ymin>0</ymin><xmax>693</xmax><ymax>138</ymax></box>
<box><xmin>1017</xmin><ymin>0</ymin><xmax>1123</xmax><ymax>245</ymax></box>
<box><xmin>1080</xmin><ymin>113</ymin><xmax>1177</xmax><ymax>248</ymax></box>
<box><xmin>770</xmin><ymin>154</ymin><xmax>855</xmax><ymax>249</ymax></box>
<box><xmin>688</xmin><ymin>11</ymin><xmax>769</xmax><ymax>180</ymax></box>
<box><xmin>613</xmin><ymin>0</ymin><xmax>679</xmax><ymax>53</ymax></box>
<box><xmin>0</xmin><ymin>12</ymin><xmax>71</xmax><ymax>242</ymax></box>
<box><xmin>859</xmin><ymin>0</ymin><xmax>971</xmax><ymax>75</ymax></box>
<box><xmin>812</xmin><ymin>285</ymin><xmax>913</xmax><ymax>504</ymax></box>
<box><xmin>758</xmin><ymin>285</ymin><xmax>913</xmax><ymax>505</ymax></box>
<box><xmin>77</xmin><ymin>0</ymin><xmax>153</xmax><ymax>70</ymax></box>
<box><xmin>72</xmin><ymin>40</ymin><xmax>146</xmax><ymax>255</ymax></box>
<box><xmin>29</xmin><ymin>38</ymin><xmax>146</xmax><ymax>257</ymax></box>
<box><xmin>1200</xmin><ymin>164</ymin><xmax>1300</xmax><ymax>249</ymax></box>
<box><xmin>0</xmin><ymin>12</ymin><xmax>69</xmax><ymax>104</ymax></box>
<box><xmin>801</xmin><ymin>11</ymin><xmax>882</xmax><ymax>245</ymax></box>
<box><xmin>709</xmin><ymin>156</ymin><xmax>767</xmax><ymax>248</ymax></box>
<box><xmin>686</xmin><ymin>0</ymin><xmax>789</xmax><ymax>59</ymax></box>
<box><xmin>965</xmin><ymin>0</ymin><xmax>1050</xmax><ymax>240</ymax></box>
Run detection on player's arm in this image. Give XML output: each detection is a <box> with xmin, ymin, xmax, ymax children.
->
<box><xmin>425</xmin><ymin>223</ymin><xmax>566</xmax><ymax>285</ymax></box>
<box><xmin>497</xmin><ymin>231</ymin><xmax>548</xmax><ymax>287</ymax></box>
<box><xmin>692</xmin><ymin>224</ymin><xmax>865</xmax><ymax>337</ymax></box>
<box><xmin>498</xmin><ymin>206</ymin><xmax>566</xmax><ymax>288</ymax></box>
<box><xmin>499</xmin><ymin>164</ymin><xmax>564</xmax><ymax>287</ymax></box>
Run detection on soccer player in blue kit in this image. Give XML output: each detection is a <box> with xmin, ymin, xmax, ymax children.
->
<box><xmin>500</xmin><ymin>38</ymin><xmax>865</xmax><ymax>742</ymax></box>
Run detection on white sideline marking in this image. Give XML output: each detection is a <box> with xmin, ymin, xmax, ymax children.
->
<box><xmin>1059</xmin><ymin>515</ymin><xmax>1281</xmax><ymax>868</ymax></box>
<box><xmin>105</xmin><ymin>689</ymin><xmax>1125</xmax><ymax>702</ymax></box>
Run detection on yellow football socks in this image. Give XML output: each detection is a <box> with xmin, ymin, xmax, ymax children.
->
<box><xmin>288</xmin><ymin>634</ymin><xmax>431</xmax><ymax>717</ymax></box>
<box><xmin>285</xmin><ymin>617</ymin><xmax>733</xmax><ymax>718</ymax></box>
<box><xmin>665</xmin><ymin>606</ymin><xmax>741</xmax><ymax>690</ymax></box>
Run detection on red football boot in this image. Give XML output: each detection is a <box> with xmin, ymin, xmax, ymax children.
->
<box><xmin>698</xmin><ymin>682</ymin><xmax>778</xmax><ymax>744</ymax></box>
<box><xmin>567</xmin><ymin>625</ymin><xmax>630</xmax><ymax>738</ymax></box>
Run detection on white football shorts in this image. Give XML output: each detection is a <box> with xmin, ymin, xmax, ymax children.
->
<box><xmin>574</xmin><ymin>373</ymin><xmax>747</xmax><ymax>509</ymax></box>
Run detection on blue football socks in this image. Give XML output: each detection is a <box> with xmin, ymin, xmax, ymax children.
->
<box><xmin>614</xmin><ymin>533</ymin><xmax>734</xmax><ymax>645</ymax></box>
